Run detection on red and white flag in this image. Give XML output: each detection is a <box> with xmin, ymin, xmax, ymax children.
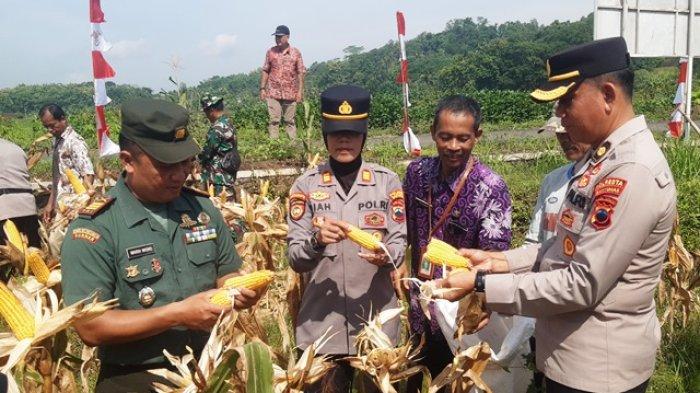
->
<box><xmin>90</xmin><ymin>0</ymin><xmax>119</xmax><ymax>157</ymax></box>
<box><xmin>668</xmin><ymin>58</ymin><xmax>688</xmax><ymax>138</ymax></box>
<box><xmin>396</xmin><ymin>11</ymin><xmax>421</xmax><ymax>157</ymax></box>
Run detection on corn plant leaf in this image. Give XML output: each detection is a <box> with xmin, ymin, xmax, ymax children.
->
<box><xmin>204</xmin><ymin>349</ymin><xmax>241</xmax><ymax>393</ymax></box>
<box><xmin>243</xmin><ymin>341</ymin><xmax>274</xmax><ymax>393</ymax></box>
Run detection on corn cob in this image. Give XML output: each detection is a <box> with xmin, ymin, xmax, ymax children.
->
<box><xmin>345</xmin><ymin>224</ymin><xmax>382</xmax><ymax>252</ymax></box>
<box><xmin>210</xmin><ymin>270</ymin><xmax>275</xmax><ymax>306</ymax></box>
<box><xmin>26</xmin><ymin>249</ymin><xmax>50</xmax><ymax>284</ymax></box>
<box><xmin>208</xmin><ymin>183</ymin><xmax>215</xmax><ymax>197</ymax></box>
<box><xmin>2</xmin><ymin>219</ymin><xmax>25</xmax><ymax>254</ymax></box>
<box><xmin>0</xmin><ymin>282</ymin><xmax>35</xmax><ymax>340</ymax></box>
<box><xmin>65</xmin><ymin>168</ymin><xmax>87</xmax><ymax>194</ymax></box>
<box><xmin>424</xmin><ymin>238</ymin><xmax>471</xmax><ymax>269</ymax></box>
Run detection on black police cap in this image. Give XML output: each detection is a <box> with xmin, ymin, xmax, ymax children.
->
<box><xmin>531</xmin><ymin>37</ymin><xmax>630</xmax><ymax>102</ymax></box>
<box><xmin>321</xmin><ymin>85</ymin><xmax>370</xmax><ymax>134</ymax></box>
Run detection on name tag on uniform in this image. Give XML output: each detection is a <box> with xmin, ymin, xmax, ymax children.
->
<box><xmin>185</xmin><ymin>228</ymin><xmax>217</xmax><ymax>244</ymax></box>
<box><xmin>126</xmin><ymin>244</ymin><xmax>155</xmax><ymax>259</ymax></box>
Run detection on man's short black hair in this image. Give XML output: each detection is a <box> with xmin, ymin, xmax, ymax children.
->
<box><xmin>432</xmin><ymin>95</ymin><xmax>482</xmax><ymax>132</ymax></box>
<box><xmin>592</xmin><ymin>68</ymin><xmax>635</xmax><ymax>100</ymax></box>
<box><xmin>38</xmin><ymin>104</ymin><xmax>66</xmax><ymax>120</ymax></box>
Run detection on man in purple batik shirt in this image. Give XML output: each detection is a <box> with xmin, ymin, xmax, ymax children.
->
<box><xmin>402</xmin><ymin>96</ymin><xmax>512</xmax><ymax>391</ymax></box>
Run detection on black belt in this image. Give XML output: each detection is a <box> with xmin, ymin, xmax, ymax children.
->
<box><xmin>0</xmin><ymin>188</ymin><xmax>32</xmax><ymax>196</ymax></box>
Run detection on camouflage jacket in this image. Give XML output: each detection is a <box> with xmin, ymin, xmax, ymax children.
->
<box><xmin>199</xmin><ymin>115</ymin><xmax>239</xmax><ymax>189</ymax></box>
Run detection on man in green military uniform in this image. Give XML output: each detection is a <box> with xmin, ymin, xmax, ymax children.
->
<box><xmin>198</xmin><ymin>93</ymin><xmax>240</xmax><ymax>195</ymax></box>
<box><xmin>61</xmin><ymin>98</ymin><xmax>261</xmax><ymax>393</ymax></box>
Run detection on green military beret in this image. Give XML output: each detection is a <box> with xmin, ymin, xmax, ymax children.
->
<box><xmin>200</xmin><ymin>93</ymin><xmax>223</xmax><ymax>109</ymax></box>
<box><xmin>120</xmin><ymin>98</ymin><xmax>200</xmax><ymax>164</ymax></box>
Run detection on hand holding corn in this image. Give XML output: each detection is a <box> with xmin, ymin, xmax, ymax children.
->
<box><xmin>312</xmin><ymin>217</ymin><xmax>348</xmax><ymax>246</ymax></box>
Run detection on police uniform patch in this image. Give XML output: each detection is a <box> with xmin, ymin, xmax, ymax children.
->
<box><xmin>322</xmin><ymin>171</ymin><xmax>332</xmax><ymax>184</ymax></box>
<box><xmin>361</xmin><ymin>170</ymin><xmax>372</xmax><ymax>183</ymax></box>
<box><xmin>577</xmin><ymin>175</ymin><xmax>590</xmax><ymax>188</ymax></box>
<box><xmin>563</xmin><ymin>235</ymin><xmax>576</xmax><ymax>257</ymax></box>
<box><xmin>590</xmin><ymin>206</ymin><xmax>613</xmax><ymax>230</ymax></box>
<box><xmin>289</xmin><ymin>192</ymin><xmax>307</xmax><ymax>221</ymax></box>
<box><xmin>363</xmin><ymin>212</ymin><xmax>386</xmax><ymax>228</ymax></box>
<box><xmin>594</xmin><ymin>177</ymin><xmax>627</xmax><ymax>198</ymax></box>
<box><xmin>71</xmin><ymin>228</ymin><xmax>101</xmax><ymax>244</ymax></box>
<box><xmin>560</xmin><ymin>209</ymin><xmax>574</xmax><ymax>228</ymax></box>
<box><xmin>389</xmin><ymin>189</ymin><xmax>404</xmax><ymax>200</ymax></box>
<box><xmin>310</xmin><ymin>190</ymin><xmax>330</xmax><ymax>201</ymax></box>
<box><xmin>593</xmin><ymin>142</ymin><xmax>610</xmax><ymax>161</ymax></box>
<box><xmin>312</xmin><ymin>216</ymin><xmax>325</xmax><ymax>228</ymax></box>
<box><xmin>78</xmin><ymin>197</ymin><xmax>115</xmax><ymax>218</ymax></box>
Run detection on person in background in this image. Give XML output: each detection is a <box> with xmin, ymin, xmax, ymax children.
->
<box><xmin>39</xmin><ymin>103</ymin><xmax>94</xmax><ymax>223</ymax></box>
<box><xmin>260</xmin><ymin>24</ymin><xmax>305</xmax><ymax>140</ymax></box>
<box><xmin>198</xmin><ymin>93</ymin><xmax>240</xmax><ymax>195</ymax></box>
<box><xmin>0</xmin><ymin>138</ymin><xmax>41</xmax><ymax>248</ymax></box>
<box><xmin>402</xmin><ymin>95</ymin><xmax>513</xmax><ymax>392</ymax></box>
<box><xmin>287</xmin><ymin>85</ymin><xmax>406</xmax><ymax>393</ymax></box>
<box><xmin>524</xmin><ymin>106</ymin><xmax>591</xmax><ymax>244</ymax></box>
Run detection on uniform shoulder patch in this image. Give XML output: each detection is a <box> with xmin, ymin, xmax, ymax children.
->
<box><xmin>288</xmin><ymin>192</ymin><xmax>307</xmax><ymax>221</ymax></box>
<box><xmin>78</xmin><ymin>197</ymin><xmax>115</xmax><ymax>219</ymax></box>
<box><xmin>71</xmin><ymin>227</ymin><xmax>101</xmax><ymax>244</ymax></box>
<box><xmin>182</xmin><ymin>186</ymin><xmax>210</xmax><ymax>197</ymax></box>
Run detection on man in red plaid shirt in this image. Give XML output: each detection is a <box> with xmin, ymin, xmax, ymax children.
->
<box><xmin>260</xmin><ymin>25</ymin><xmax>306</xmax><ymax>140</ymax></box>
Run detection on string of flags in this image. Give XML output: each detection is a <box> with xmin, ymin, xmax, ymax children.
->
<box><xmin>667</xmin><ymin>58</ymin><xmax>687</xmax><ymax>139</ymax></box>
<box><xmin>396</xmin><ymin>11</ymin><xmax>421</xmax><ymax>157</ymax></box>
<box><xmin>90</xmin><ymin>0</ymin><xmax>120</xmax><ymax>157</ymax></box>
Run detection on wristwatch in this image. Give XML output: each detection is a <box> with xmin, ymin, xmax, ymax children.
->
<box><xmin>309</xmin><ymin>231</ymin><xmax>324</xmax><ymax>251</ymax></box>
<box><xmin>474</xmin><ymin>270</ymin><xmax>486</xmax><ymax>293</ymax></box>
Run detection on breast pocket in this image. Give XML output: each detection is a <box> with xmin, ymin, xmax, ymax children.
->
<box><xmin>119</xmin><ymin>256</ymin><xmax>165</xmax><ymax>309</ymax></box>
<box><xmin>186</xmin><ymin>240</ymin><xmax>218</xmax><ymax>282</ymax></box>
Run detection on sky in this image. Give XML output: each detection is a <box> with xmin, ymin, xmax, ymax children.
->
<box><xmin>0</xmin><ymin>1</ymin><xmax>592</xmax><ymax>91</ymax></box>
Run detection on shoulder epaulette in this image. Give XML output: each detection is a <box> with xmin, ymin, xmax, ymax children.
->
<box><xmin>78</xmin><ymin>197</ymin><xmax>115</xmax><ymax>219</ymax></box>
<box><xmin>183</xmin><ymin>186</ymin><xmax>211</xmax><ymax>197</ymax></box>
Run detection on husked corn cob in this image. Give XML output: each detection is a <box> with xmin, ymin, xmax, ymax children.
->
<box><xmin>26</xmin><ymin>250</ymin><xmax>50</xmax><ymax>284</ymax></box>
<box><xmin>208</xmin><ymin>184</ymin><xmax>215</xmax><ymax>197</ymax></box>
<box><xmin>210</xmin><ymin>270</ymin><xmax>275</xmax><ymax>306</ymax></box>
<box><xmin>424</xmin><ymin>238</ymin><xmax>471</xmax><ymax>269</ymax></box>
<box><xmin>65</xmin><ymin>168</ymin><xmax>87</xmax><ymax>194</ymax></box>
<box><xmin>346</xmin><ymin>225</ymin><xmax>382</xmax><ymax>252</ymax></box>
<box><xmin>2</xmin><ymin>219</ymin><xmax>25</xmax><ymax>254</ymax></box>
<box><xmin>0</xmin><ymin>282</ymin><xmax>35</xmax><ymax>340</ymax></box>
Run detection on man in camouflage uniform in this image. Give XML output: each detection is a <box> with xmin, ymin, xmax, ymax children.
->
<box><xmin>198</xmin><ymin>94</ymin><xmax>240</xmax><ymax>195</ymax></box>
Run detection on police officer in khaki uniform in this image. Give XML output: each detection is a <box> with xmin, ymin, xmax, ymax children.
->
<box><xmin>287</xmin><ymin>85</ymin><xmax>407</xmax><ymax>392</ymax></box>
<box><xmin>437</xmin><ymin>38</ymin><xmax>676</xmax><ymax>393</ymax></box>
<box><xmin>0</xmin><ymin>138</ymin><xmax>40</xmax><ymax>248</ymax></box>
<box><xmin>60</xmin><ymin>99</ymin><xmax>262</xmax><ymax>393</ymax></box>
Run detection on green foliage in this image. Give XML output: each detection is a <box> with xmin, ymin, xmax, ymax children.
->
<box><xmin>0</xmin><ymin>82</ymin><xmax>152</xmax><ymax>115</ymax></box>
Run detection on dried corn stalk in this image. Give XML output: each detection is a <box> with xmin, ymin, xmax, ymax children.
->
<box><xmin>657</xmin><ymin>216</ymin><xmax>700</xmax><ymax>333</ymax></box>
<box><xmin>429</xmin><ymin>341</ymin><xmax>493</xmax><ymax>393</ymax></box>
<box><xmin>272</xmin><ymin>328</ymin><xmax>335</xmax><ymax>393</ymax></box>
<box><xmin>345</xmin><ymin>308</ymin><xmax>426</xmax><ymax>393</ymax></box>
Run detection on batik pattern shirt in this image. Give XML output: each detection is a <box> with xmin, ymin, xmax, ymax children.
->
<box><xmin>262</xmin><ymin>46</ymin><xmax>305</xmax><ymax>101</ymax></box>
<box><xmin>199</xmin><ymin>115</ymin><xmax>239</xmax><ymax>191</ymax></box>
<box><xmin>52</xmin><ymin>126</ymin><xmax>94</xmax><ymax>199</ymax></box>
<box><xmin>403</xmin><ymin>156</ymin><xmax>512</xmax><ymax>335</ymax></box>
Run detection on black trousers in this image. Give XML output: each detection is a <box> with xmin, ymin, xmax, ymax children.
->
<box><xmin>546</xmin><ymin>378</ymin><xmax>649</xmax><ymax>393</ymax></box>
<box><xmin>0</xmin><ymin>215</ymin><xmax>41</xmax><ymax>248</ymax></box>
<box><xmin>95</xmin><ymin>363</ymin><xmax>177</xmax><ymax>393</ymax></box>
<box><xmin>405</xmin><ymin>329</ymin><xmax>454</xmax><ymax>393</ymax></box>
